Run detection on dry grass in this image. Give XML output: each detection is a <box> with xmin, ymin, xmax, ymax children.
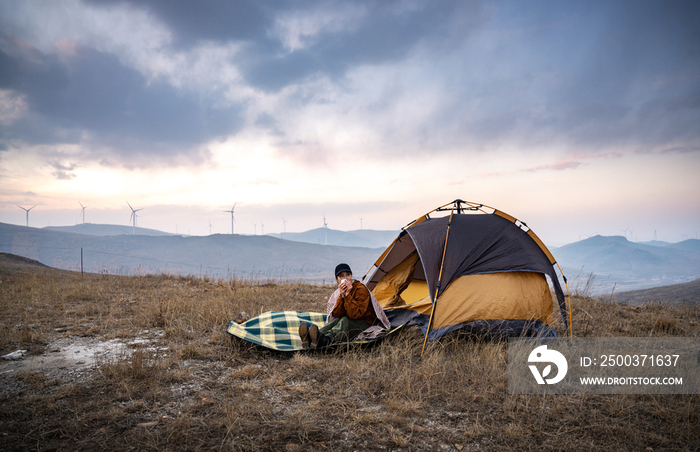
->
<box><xmin>1</xmin><ymin>263</ymin><xmax>699</xmax><ymax>451</ymax></box>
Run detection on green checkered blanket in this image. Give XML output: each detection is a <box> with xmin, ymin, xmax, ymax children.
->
<box><xmin>227</xmin><ymin>311</ymin><xmax>327</xmax><ymax>351</ymax></box>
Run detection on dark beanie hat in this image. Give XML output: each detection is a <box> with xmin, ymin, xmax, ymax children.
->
<box><xmin>334</xmin><ymin>263</ymin><xmax>352</xmax><ymax>277</ymax></box>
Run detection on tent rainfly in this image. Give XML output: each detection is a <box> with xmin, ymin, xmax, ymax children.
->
<box><xmin>362</xmin><ymin>200</ymin><xmax>572</xmax><ymax>355</ymax></box>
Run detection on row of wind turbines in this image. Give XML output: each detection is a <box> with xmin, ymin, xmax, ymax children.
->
<box><xmin>128</xmin><ymin>202</ymin><xmax>323</xmax><ymax>237</ymax></box>
<box><xmin>224</xmin><ymin>203</ymin><xmax>294</xmax><ymax>238</ymax></box>
<box><xmin>16</xmin><ymin>202</ymin><xmax>138</xmax><ymax>233</ymax></box>
<box><xmin>16</xmin><ymin>202</ymin><xmax>344</xmax><ymax>239</ymax></box>
<box><xmin>17</xmin><ymin>201</ymin><xmax>172</xmax><ymax>235</ymax></box>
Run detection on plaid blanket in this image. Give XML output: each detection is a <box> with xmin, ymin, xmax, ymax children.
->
<box><xmin>227</xmin><ymin>311</ymin><xmax>327</xmax><ymax>351</ymax></box>
<box><xmin>227</xmin><ymin>310</ymin><xmax>398</xmax><ymax>351</ymax></box>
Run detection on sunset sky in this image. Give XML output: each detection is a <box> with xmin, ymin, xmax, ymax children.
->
<box><xmin>1</xmin><ymin>0</ymin><xmax>698</xmax><ymax>246</ymax></box>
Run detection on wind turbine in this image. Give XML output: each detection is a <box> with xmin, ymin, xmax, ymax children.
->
<box><xmin>252</xmin><ymin>223</ymin><xmax>257</xmax><ymax>235</ymax></box>
<box><xmin>261</xmin><ymin>222</ymin><xmax>264</xmax><ymax>235</ymax></box>
<box><xmin>322</xmin><ymin>214</ymin><xmax>328</xmax><ymax>245</ymax></box>
<box><xmin>79</xmin><ymin>202</ymin><xmax>88</xmax><ymax>224</ymax></box>
<box><xmin>208</xmin><ymin>220</ymin><xmax>212</xmax><ymax>235</ymax></box>
<box><xmin>126</xmin><ymin>201</ymin><xmax>143</xmax><ymax>235</ymax></box>
<box><xmin>619</xmin><ymin>227</ymin><xmax>630</xmax><ymax>240</ymax></box>
<box><xmin>359</xmin><ymin>217</ymin><xmax>363</xmax><ymax>230</ymax></box>
<box><xmin>282</xmin><ymin>218</ymin><xmax>287</xmax><ymax>238</ymax></box>
<box><xmin>17</xmin><ymin>205</ymin><xmax>36</xmax><ymax>227</ymax></box>
<box><xmin>223</xmin><ymin>203</ymin><xmax>236</xmax><ymax>234</ymax></box>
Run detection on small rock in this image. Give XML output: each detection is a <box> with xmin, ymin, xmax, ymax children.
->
<box><xmin>2</xmin><ymin>350</ymin><xmax>27</xmax><ymax>361</ymax></box>
<box><xmin>137</xmin><ymin>421</ymin><xmax>158</xmax><ymax>428</ymax></box>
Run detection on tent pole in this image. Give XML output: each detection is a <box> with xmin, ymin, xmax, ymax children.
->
<box><xmin>420</xmin><ymin>208</ymin><xmax>455</xmax><ymax>356</ymax></box>
<box><xmin>556</xmin><ymin>261</ymin><xmax>574</xmax><ymax>341</ymax></box>
<box><xmin>421</xmin><ymin>302</ymin><xmax>438</xmax><ymax>356</ymax></box>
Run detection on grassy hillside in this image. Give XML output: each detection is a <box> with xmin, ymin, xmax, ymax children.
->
<box><xmin>606</xmin><ymin>277</ymin><xmax>700</xmax><ymax>306</ymax></box>
<box><xmin>1</xmin><ymin>257</ymin><xmax>698</xmax><ymax>451</ymax></box>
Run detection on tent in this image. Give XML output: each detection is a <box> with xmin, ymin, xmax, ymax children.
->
<box><xmin>362</xmin><ymin>200</ymin><xmax>572</xmax><ymax>354</ymax></box>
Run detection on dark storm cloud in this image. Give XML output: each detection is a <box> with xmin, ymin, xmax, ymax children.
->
<box><xmin>407</xmin><ymin>0</ymin><xmax>700</xmax><ymax>153</ymax></box>
<box><xmin>86</xmin><ymin>0</ymin><xmax>272</xmax><ymax>44</ymax></box>
<box><xmin>2</xmin><ymin>0</ymin><xmax>699</xmax><ymax>169</ymax></box>
<box><xmin>0</xmin><ymin>39</ymin><xmax>244</xmax><ymax>157</ymax></box>
<box><xmin>254</xmin><ymin>112</ymin><xmax>284</xmax><ymax>136</ymax></box>
<box><xmin>242</xmin><ymin>1</ymin><xmax>484</xmax><ymax>91</ymax></box>
<box><xmin>540</xmin><ymin>0</ymin><xmax>700</xmax><ymax>150</ymax></box>
<box><xmin>97</xmin><ymin>0</ymin><xmax>484</xmax><ymax>91</ymax></box>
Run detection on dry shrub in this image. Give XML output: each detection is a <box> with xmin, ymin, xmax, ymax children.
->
<box><xmin>354</xmin><ymin>330</ymin><xmax>507</xmax><ymax>405</ymax></box>
<box><xmin>653</xmin><ymin>316</ymin><xmax>678</xmax><ymax>333</ymax></box>
<box><xmin>568</xmin><ymin>294</ymin><xmax>700</xmax><ymax>337</ymax></box>
<box><xmin>177</xmin><ymin>343</ymin><xmax>207</xmax><ymax>360</ymax></box>
<box><xmin>229</xmin><ymin>364</ymin><xmax>264</xmax><ymax>380</ymax></box>
<box><xmin>15</xmin><ymin>371</ymin><xmax>57</xmax><ymax>391</ymax></box>
<box><xmin>279</xmin><ymin>407</ymin><xmax>322</xmax><ymax>442</ymax></box>
<box><xmin>95</xmin><ymin>348</ymin><xmax>184</xmax><ymax>404</ymax></box>
<box><xmin>18</xmin><ymin>324</ymin><xmax>46</xmax><ymax>346</ymax></box>
<box><xmin>386</xmin><ymin>396</ymin><xmax>424</xmax><ymax>417</ymax></box>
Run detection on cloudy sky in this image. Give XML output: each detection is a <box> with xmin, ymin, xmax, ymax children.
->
<box><xmin>0</xmin><ymin>0</ymin><xmax>698</xmax><ymax>246</ymax></box>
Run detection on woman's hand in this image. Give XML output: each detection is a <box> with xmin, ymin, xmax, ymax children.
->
<box><xmin>339</xmin><ymin>279</ymin><xmax>352</xmax><ymax>296</ymax></box>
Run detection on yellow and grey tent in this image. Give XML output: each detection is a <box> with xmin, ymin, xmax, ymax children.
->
<box><xmin>363</xmin><ymin>200</ymin><xmax>572</xmax><ymax>353</ymax></box>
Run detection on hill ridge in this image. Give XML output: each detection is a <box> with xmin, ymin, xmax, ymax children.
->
<box><xmin>1</xmin><ymin>222</ymin><xmax>384</xmax><ymax>281</ymax></box>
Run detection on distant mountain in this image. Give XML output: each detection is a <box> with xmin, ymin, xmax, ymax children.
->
<box><xmin>44</xmin><ymin>223</ymin><xmax>174</xmax><ymax>237</ymax></box>
<box><xmin>43</xmin><ymin>224</ymin><xmax>397</xmax><ymax>249</ymax></box>
<box><xmin>665</xmin><ymin>239</ymin><xmax>700</xmax><ymax>253</ymax></box>
<box><xmin>638</xmin><ymin>240</ymin><xmax>672</xmax><ymax>248</ymax></box>
<box><xmin>6</xmin><ymin>224</ymin><xmax>700</xmax><ymax>293</ymax></box>
<box><xmin>268</xmin><ymin>228</ymin><xmax>398</xmax><ymax>249</ymax></box>
<box><xmin>0</xmin><ymin>223</ymin><xmax>382</xmax><ymax>282</ymax></box>
<box><xmin>554</xmin><ymin>235</ymin><xmax>700</xmax><ymax>293</ymax></box>
<box><xmin>603</xmin><ymin>277</ymin><xmax>700</xmax><ymax>306</ymax></box>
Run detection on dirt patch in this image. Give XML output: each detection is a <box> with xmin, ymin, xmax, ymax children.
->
<box><xmin>0</xmin><ymin>331</ymin><xmax>167</xmax><ymax>393</ymax></box>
